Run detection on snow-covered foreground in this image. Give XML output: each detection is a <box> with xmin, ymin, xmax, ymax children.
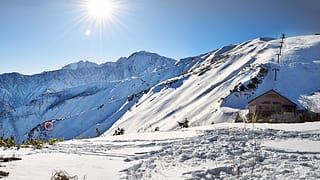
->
<box><xmin>1</xmin><ymin>122</ymin><xmax>320</xmax><ymax>179</ymax></box>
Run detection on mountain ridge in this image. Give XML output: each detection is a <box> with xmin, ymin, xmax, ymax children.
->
<box><xmin>1</xmin><ymin>35</ymin><xmax>319</xmax><ymax>141</ymax></box>
<box><xmin>105</xmin><ymin>35</ymin><xmax>320</xmax><ymax>135</ymax></box>
<box><xmin>0</xmin><ymin>50</ymin><xmax>202</xmax><ymax>141</ymax></box>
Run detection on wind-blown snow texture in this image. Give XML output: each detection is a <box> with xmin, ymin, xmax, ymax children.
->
<box><xmin>1</xmin><ymin>35</ymin><xmax>320</xmax><ymax>141</ymax></box>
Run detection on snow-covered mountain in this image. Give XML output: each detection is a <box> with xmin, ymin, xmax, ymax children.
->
<box><xmin>0</xmin><ymin>51</ymin><xmax>203</xmax><ymax>142</ymax></box>
<box><xmin>1</xmin><ymin>35</ymin><xmax>320</xmax><ymax>142</ymax></box>
<box><xmin>106</xmin><ymin>35</ymin><xmax>320</xmax><ymax>135</ymax></box>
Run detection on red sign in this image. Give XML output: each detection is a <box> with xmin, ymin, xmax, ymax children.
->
<box><xmin>44</xmin><ymin>122</ymin><xmax>54</xmax><ymax>131</ymax></box>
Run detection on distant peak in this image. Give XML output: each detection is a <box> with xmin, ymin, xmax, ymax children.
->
<box><xmin>62</xmin><ymin>60</ymin><xmax>99</xmax><ymax>70</ymax></box>
<box><xmin>115</xmin><ymin>51</ymin><xmax>170</xmax><ymax>64</ymax></box>
<box><xmin>128</xmin><ymin>51</ymin><xmax>160</xmax><ymax>58</ymax></box>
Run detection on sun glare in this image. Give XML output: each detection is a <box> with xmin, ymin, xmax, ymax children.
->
<box><xmin>85</xmin><ymin>0</ymin><xmax>119</xmax><ymax>22</ymax></box>
<box><xmin>85</xmin><ymin>29</ymin><xmax>91</xmax><ymax>36</ymax></box>
<box><xmin>76</xmin><ymin>0</ymin><xmax>126</xmax><ymax>37</ymax></box>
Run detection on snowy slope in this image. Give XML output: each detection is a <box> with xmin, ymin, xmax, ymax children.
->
<box><xmin>1</xmin><ymin>122</ymin><xmax>320</xmax><ymax>179</ymax></box>
<box><xmin>1</xmin><ymin>35</ymin><xmax>320</xmax><ymax>142</ymax></box>
<box><xmin>107</xmin><ymin>35</ymin><xmax>320</xmax><ymax>135</ymax></box>
<box><xmin>1</xmin><ymin>34</ymin><xmax>320</xmax><ymax>179</ymax></box>
<box><xmin>0</xmin><ymin>51</ymin><xmax>203</xmax><ymax>141</ymax></box>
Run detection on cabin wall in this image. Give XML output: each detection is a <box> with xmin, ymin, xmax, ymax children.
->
<box><xmin>247</xmin><ymin>91</ymin><xmax>297</xmax><ymax>123</ymax></box>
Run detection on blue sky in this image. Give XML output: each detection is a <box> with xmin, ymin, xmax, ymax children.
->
<box><xmin>1</xmin><ymin>0</ymin><xmax>320</xmax><ymax>74</ymax></box>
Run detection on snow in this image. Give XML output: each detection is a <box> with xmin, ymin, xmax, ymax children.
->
<box><xmin>263</xmin><ymin>139</ymin><xmax>320</xmax><ymax>153</ymax></box>
<box><xmin>7</xmin><ymin>153</ymin><xmax>126</xmax><ymax>179</ymax></box>
<box><xmin>299</xmin><ymin>92</ymin><xmax>320</xmax><ymax>113</ymax></box>
<box><xmin>1</xmin><ymin>34</ymin><xmax>320</xmax><ymax>144</ymax></box>
<box><xmin>1</xmin><ymin>122</ymin><xmax>320</xmax><ymax>179</ymax></box>
<box><xmin>107</xmin><ymin>35</ymin><xmax>320</xmax><ymax>134</ymax></box>
<box><xmin>62</xmin><ymin>60</ymin><xmax>99</xmax><ymax>70</ymax></box>
<box><xmin>0</xmin><ymin>51</ymin><xmax>201</xmax><ymax>142</ymax></box>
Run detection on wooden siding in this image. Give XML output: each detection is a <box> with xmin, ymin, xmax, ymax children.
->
<box><xmin>248</xmin><ymin>89</ymin><xmax>297</xmax><ymax>122</ymax></box>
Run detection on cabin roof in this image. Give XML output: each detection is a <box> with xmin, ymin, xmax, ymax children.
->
<box><xmin>248</xmin><ymin>89</ymin><xmax>297</xmax><ymax>106</ymax></box>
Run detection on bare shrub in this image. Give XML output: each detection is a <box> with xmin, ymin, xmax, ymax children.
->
<box><xmin>51</xmin><ymin>170</ymin><xmax>78</xmax><ymax>180</ymax></box>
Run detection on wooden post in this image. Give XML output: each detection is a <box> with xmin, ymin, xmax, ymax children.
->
<box><xmin>273</xmin><ymin>68</ymin><xmax>279</xmax><ymax>81</ymax></box>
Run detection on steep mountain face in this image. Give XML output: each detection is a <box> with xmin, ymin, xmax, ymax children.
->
<box><xmin>106</xmin><ymin>35</ymin><xmax>320</xmax><ymax>135</ymax></box>
<box><xmin>0</xmin><ymin>51</ymin><xmax>204</xmax><ymax>141</ymax></box>
<box><xmin>1</xmin><ymin>35</ymin><xmax>320</xmax><ymax>141</ymax></box>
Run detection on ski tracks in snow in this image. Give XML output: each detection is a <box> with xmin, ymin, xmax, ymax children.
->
<box><xmin>118</xmin><ymin>128</ymin><xmax>320</xmax><ymax>179</ymax></box>
<box><xmin>3</xmin><ymin>126</ymin><xmax>320</xmax><ymax>179</ymax></box>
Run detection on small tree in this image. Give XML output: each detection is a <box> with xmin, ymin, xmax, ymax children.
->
<box><xmin>96</xmin><ymin>128</ymin><xmax>102</xmax><ymax>136</ymax></box>
<box><xmin>239</xmin><ymin>84</ymin><xmax>247</xmax><ymax>92</ymax></box>
<box><xmin>177</xmin><ymin>118</ymin><xmax>189</xmax><ymax>128</ymax></box>
<box><xmin>6</xmin><ymin>136</ymin><xmax>15</xmax><ymax>147</ymax></box>
<box><xmin>113</xmin><ymin>127</ymin><xmax>125</xmax><ymax>136</ymax></box>
<box><xmin>251</xmin><ymin>77</ymin><xmax>260</xmax><ymax>84</ymax></box>
<box><xmin>247</xmin><ymin>82</ymin><xmax>256</xmax><ymax>90</ymax></box>
<box><xmin>51</xmin><ymin>170</ymin><xmax>78</xmax><ymax>180</ymax></box>
<box><xmin>49</xmin><ymin>138</ymin><xmax>58</xmax><ymax>145</ymax></box>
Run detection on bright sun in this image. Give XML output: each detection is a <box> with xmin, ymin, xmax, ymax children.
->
<box><xmin>78</xmin><ymin>0</ymin><xmax>124</xmax><ymax>37</ymax></box>
<box><xmin>84</xmin><ymin>0</ymin><xmax>119</xmax><ymax>22</ymax></box>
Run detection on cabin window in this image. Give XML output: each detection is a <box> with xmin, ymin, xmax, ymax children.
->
<box><xmin>273</xmin><ymin>105</ymin><xmax>281</xmax><ymax>111</ymax></box>
<box><xmin>273</xmin><ymin>102</ymin><xmax>281</xmax><ymax>105</ymax></box>
<box><xmin>282</xmin><ymin>105</ymin><xmax>295</xmax><ymax>111</ymax></box>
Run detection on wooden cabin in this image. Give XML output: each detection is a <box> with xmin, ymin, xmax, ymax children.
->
<box><xmin>248</xmin><ymin>89</ymin><xmax>297</xmax><ymax>122</ymax></box>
